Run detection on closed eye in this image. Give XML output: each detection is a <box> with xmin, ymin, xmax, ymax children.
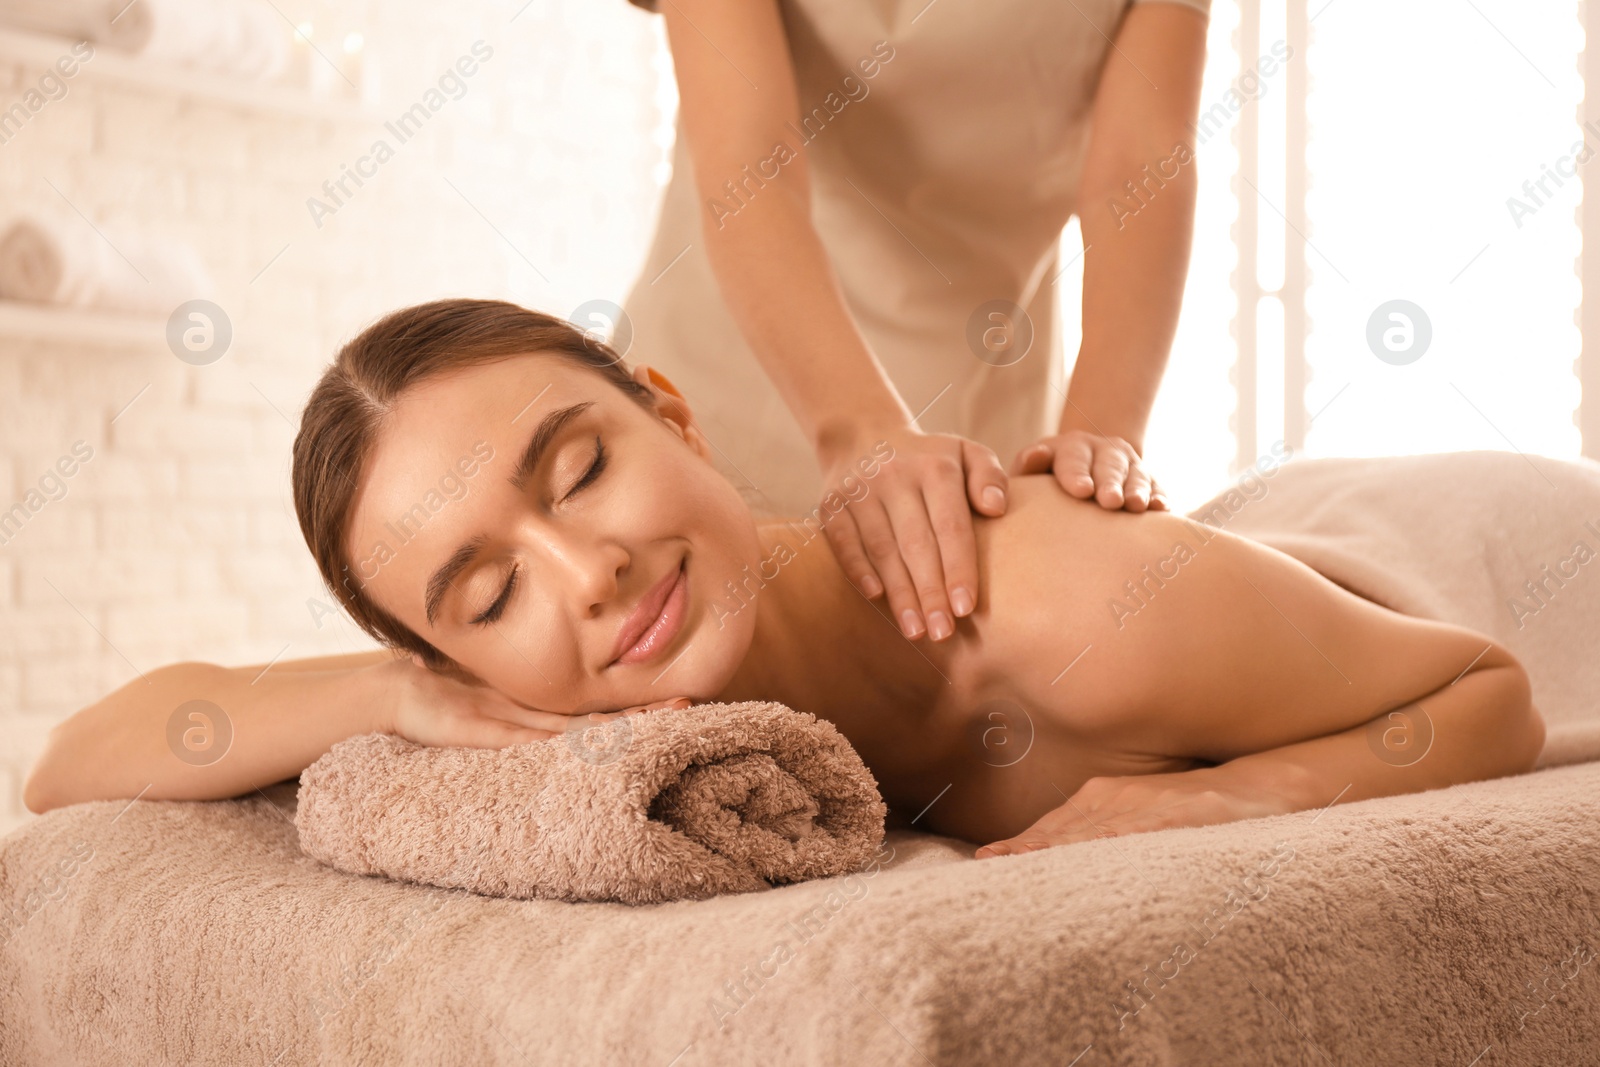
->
<box><xmin>470</xmin><ymin>565</ymin><xmax>517</xmax><ymax>626</ymax></box>
<box><xmin>470</xmin><ymin>436</ymin><xmax>606</xmax><ymax>628</ymax></box>
<box><xmin>564</xmin><ymin>435</ymin><xmax>606</xmax><ymax>500</ymax></box>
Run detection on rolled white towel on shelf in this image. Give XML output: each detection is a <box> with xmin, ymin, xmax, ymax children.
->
<box><xmin>0</xmin><ymin>0</ymin><xmax>149</xmax><ymax>52</ymax></box>
<box><xmin>0</xmin><ymin>0</ymin><xmax>291</xmax><ymax>82</ymax></box>
<box><xmin>131</xmin><ymin>0</ymin><xmax>291</xmax><ymax>83</ymax></box>
<box><xmin>0</xmin><ymin>213</ymin><xmax>214</xmax><ymax>317</ymax></box>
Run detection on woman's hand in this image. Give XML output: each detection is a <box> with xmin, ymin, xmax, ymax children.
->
<box><xmin>817</xmin><ymin>424</ymin><xmax>1009</xmax><ymax>642</ymax></box>
<box><xmin>376</xmin><ymin>654</ymin><xmax>691</xmax><ymax>749</ymax></box>
<box><xmin>973</xmin><ymin>768</ymin><xmax>1293</xmax><ymax>858</ymax></box>
<box><xmin>1012</xmin><ymin>430</ymin><xmax>1169</xmax><ymax>512</ymax></box>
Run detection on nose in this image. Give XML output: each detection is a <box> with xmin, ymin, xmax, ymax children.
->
<box><xmin>531</xmin><ymin>526</ymin><xmax>629</xmax><ymax>617</ymax></box>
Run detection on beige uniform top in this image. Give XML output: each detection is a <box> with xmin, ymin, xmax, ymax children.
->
<box><xmin>621</xmin><ymin>0</ymin><xmax>1210</xmax><ymax>516</ymax></box>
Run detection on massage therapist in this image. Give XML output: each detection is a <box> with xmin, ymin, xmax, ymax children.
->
<box><xmin>616</xmin><ymin>0</ymin><xmax>1210</xmax><ymax>643</ymax></box>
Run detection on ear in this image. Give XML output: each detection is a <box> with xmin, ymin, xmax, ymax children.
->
<box><xmin>631</xmin><ymin>364</ymin><xmax>712</xmax><ymax>461</ymax></box>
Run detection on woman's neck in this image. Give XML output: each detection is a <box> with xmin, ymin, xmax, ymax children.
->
<box><xmin>711</xmin><ymin>520</ymin><xmax>945</xmax><ymax>718</ymax></box>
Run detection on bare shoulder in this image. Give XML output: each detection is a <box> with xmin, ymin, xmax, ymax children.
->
<box><xmin>241</xmin><ymin>648</ymin><xmax>399</xmax><ymax>673</ymax></box>
<box><xmin>973</xmin><ymin>476</ymin><xmax>1507</xmax><ymax>758</ymax></box>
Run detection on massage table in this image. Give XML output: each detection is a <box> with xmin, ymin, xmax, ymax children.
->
<box><xmin>5</xmin><ymin>450</ymin><xmax>1600</xmax><ymax>1065</ymax></box>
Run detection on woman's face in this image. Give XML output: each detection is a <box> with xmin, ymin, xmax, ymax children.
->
<box><xmin>344</xmin><ymin>352</ymin><xmax>764</xmax><ymax>715</ymax></box>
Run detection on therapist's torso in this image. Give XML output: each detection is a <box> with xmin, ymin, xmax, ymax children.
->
<box><xmin>620</xmin><ymin>0</ymin><xmax>1197</xmax><ymax>516</ymax></box>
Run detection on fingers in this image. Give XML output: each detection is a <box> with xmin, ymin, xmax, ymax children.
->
<box><xmin>975</xmin><ymin>821</ymin><xmax>1106</xmax><ymax>857</ymax></box>
<box><xmin>881</xmin><ymin>479</ymin><xmax>957</xmax><ymax>641</ymax></box>
<box><xmin>1121</xmin><ymin>463</ymin><xmax>1154</xmax><ymax>512</ymax></box>
<box><xmin>818</xmin><ymin>431</ymin><xmax>1002</xmax><ymax>638</ymax></box>
<box><xmin>962</xmin><ymin>439</ymin><xmax>1009</xmax><ymax>516</ymax></box>
<box><xmin>923</xmin><ymin>466</ymin><xmax>979</xmax><ymax>624</ymax></box>
<box><xmin>453</xmin><ymin>716</ymin><xmax>559</xmax><ymax>749</ymax></box>
<box><xmin>616</xmin><ymin>696</ymin><xmax>693</xmax><ymax>716</ymax></box>
<box><xmin>975</xmin><ymin>804</ymin><xmax>1095</xmax><ymax>858</ymax></box>
<box><xmin>974</xmin><ymin>774</ymin><xmax>1239</xmax><ymax>857</ymax></box>
<box><xmin>819</xmin><ymin>505</ymin><xmax>885</xmax><ymax>599</ymax></box>
<box><xmin>480</xmin><ymin>694</ymin><xmax>691</xmax><ymax>736</ymax></box>
<box><xmin>1047</xmin><ymin>438</ymin><xmax>1099</xmax><ymax>499</ymax></box>
<box><xmin>1088</xmin><ymin>443</ymin><xmax>1132</xmax><ymax>509</ymax></box>
<box><xmin>556</xmin><ymin>696</ymin><xmax>691</xmax><ymax>727</ymax></box>
<box><xmin>1011</xmin><ymin>441</ymin><xmax>1054</xmax><ymax>477</ymax></box>
<box><xmin>1012</xmin><ymin>443</ymin><xmax>1048</xmax><ymax>475</ymax></box>
<box><xmin>848</xmin><ymin>494</ymin><xmax>926</xmax><ymax>639</ymax></box>
<box><xmin>484</xmin><ymin>698</ymin><xmax>594</xmax><ymax>735</ymax></box>
<box><xmin>1018</xmin><ymin>433</ymin><xmax>1166</xmax><ymax>514</ymax></box>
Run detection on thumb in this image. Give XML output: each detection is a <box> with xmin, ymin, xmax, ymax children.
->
<box><xmin>1011</xmin><ymin>440</ymin><xmax>1054</xmax><ymax>476</ymax></box>
<box><xmin>963</xmin><ymin>439</ymin><xmax>1009</xmax><ymax>516</ymax></box>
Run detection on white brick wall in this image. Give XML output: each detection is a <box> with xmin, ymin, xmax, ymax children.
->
<box><xmin>0</xmin><ymin>0</ymin><xmax>670</xmax><ymax>832</ymax></box>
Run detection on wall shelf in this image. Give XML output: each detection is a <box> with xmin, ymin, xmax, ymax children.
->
<box><xmin>0</xmin><ymin>26</ymin><xmax>384</xmax><ymax>125</ymax></box>
<box><xmin>0</xmin><ymin>300</ymin><xmax>168</xmax><ymax>348</ymax></box>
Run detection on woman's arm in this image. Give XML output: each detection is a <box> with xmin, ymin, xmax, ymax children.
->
<box><xmin>978</xmin><ymin>652</ymin><xmax>1539</xmax><ymax>856</ymax></box>
<box><xmin>1021</xmin><ymin>2</ymin><xmax>1208</xmax><ymax>508</ymax></box>
<box><xmin>1205</xmin><ymin>644</ymin><xmax>1540</xmax><ymax>808</ymax></box>
<box><xmin>660</xmin><ymin>0</ymin><xmax>1008</xmax><ymax>641</ymax></box>
<box><xmin>22</xmin><ymin>646</ymin><xmax>636</xmax><ymax>813</ymax></box>
<box><xmin>22</xmin><ymin>650</ymin><xmax>396</xmax><ymax>813</ymax></box>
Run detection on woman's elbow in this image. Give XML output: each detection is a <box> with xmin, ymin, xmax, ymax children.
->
<box><xmin>19</xmin><ymin>707</ymin><xmax>92</xmax><ymax>815</ymax></box>
<box><xmin>1488</xmin><ymin>655</ymin><xmax>1543</xmax><ymax>775</ymax></box>
<box><xmin>22</xmin><ymin>757</ymin><xmax>59</xmax><ymax>815</ymax></box>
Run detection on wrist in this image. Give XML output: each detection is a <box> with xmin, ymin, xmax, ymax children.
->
<box><xmin>814</xmin><ymin>405</ymin><xmax>910</xmax><ymax>467</ymax></box>
<box><xmin>358</xmin><ymin>657</ymin><xmax>408</xmax><ymax>736</ymax></box>
<box><xmin>1203</xmin><ymin>757</ymin><xmax>1319</xmax><ymax>815</ymax></box>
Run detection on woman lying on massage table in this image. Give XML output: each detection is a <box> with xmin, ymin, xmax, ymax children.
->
<box><xmin>23</xmin><ymin>299</ymin><xmax>1546</xmax><ymax>858</ymax></box>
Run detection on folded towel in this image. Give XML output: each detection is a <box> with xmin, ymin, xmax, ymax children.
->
<box><xmin>0</xmin><ymin>213</ymin><xmax>213</xmax><ymax>316</ymax></box>
<box><xmin>0</xmin><ymin>0</ymin><xmax>289</xmax><ymax>82</ymax></box>
<box><xmin>294</xmin><ymin>701</ymin><xmax>889</xmax><ymax>905</ymax></box>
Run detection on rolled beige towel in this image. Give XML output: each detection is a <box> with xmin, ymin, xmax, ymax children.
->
<box><xmin>0</xmin><ymin>214</ymin><xmax>213</xmax><ymax>316</ymax></box>
<box><xmin>294</xmin><ymin>701</ymin><xmax>889</xmax><ymax>905</ymax></box>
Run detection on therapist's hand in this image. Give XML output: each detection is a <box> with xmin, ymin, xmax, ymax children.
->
<box><xmin>817</xmin><ymin>425</ymin><xmax>1008</xmax><ymax>642</ymax></box>
<box><xmin>1012</xmin><ymin>430</ymin><xmax>1169</xmax><ymax>512</ymax></box>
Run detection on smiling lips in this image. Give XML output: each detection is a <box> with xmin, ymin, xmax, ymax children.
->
<box><xmin>611</xmin><ymin>558</ymin><xmax>689</xmax><ymax>666</ymax></box>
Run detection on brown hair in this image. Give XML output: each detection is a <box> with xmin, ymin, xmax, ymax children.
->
<box><xmin>291</xmin><ymin>298</ymin><xmax>654</xmax><ymax>671</ymax></box>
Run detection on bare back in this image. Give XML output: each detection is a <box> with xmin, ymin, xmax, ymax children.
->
<box><xmin>850</xmin><ymin>476</ymin><xmax>1508</xmax><ymax>841</ymax></box>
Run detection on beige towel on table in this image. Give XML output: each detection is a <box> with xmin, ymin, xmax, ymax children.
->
<box><xmin>0</xmin><ymin>0</ymin><xmax>289</xmax><ymax>81</ymax></box>
<box><xmin>294</xmin><ymin>701</ymin><xmax>889</xmax><ymax>905</ymax></box>
<box><xmin>0</xmin><ymin>213</ymin><xmax>213</xmax><ymax>316</ymax></box>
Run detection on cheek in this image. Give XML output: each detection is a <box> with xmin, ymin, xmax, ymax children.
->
<box><xmin>453</xmin><ymin>615</ymin><xmax>591</xmax><ymax>713</ymax></box>
<box><xmin>681</xmin><ymin>473</ymin><xmax>767</xmax><ymax>680</ymax></box>
<box><xmin>659</xmin><ymin>458</ymin><xmax>762</xmax><ymax>567</ymax></box>
<box><xmin>619</xmin><ymin>446</ymin><xmax>752</xmax><ymax>551</ymax></box>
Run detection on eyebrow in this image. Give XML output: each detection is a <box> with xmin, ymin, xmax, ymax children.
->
<box><xmin>422</xmin><ymin>401</ymin><xmax>594</xmax><ymax>626</ymax></box>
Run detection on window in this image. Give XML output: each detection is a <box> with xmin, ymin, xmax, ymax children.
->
<box><xmin>1096</xmin><ymin>0</ymin><xmax>1589</xmax><ymax>509</ymax></box>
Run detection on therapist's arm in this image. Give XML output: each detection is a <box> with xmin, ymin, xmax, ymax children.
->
<box><xmin>1017</xmin><ymin>1</ymin><xmax>1208</xmax><ymax>510</ymax></box>
<box><xmin>656</xmin><ymin>0</ymin><xmax>1007</xmax><ymax>643</ymax></box>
